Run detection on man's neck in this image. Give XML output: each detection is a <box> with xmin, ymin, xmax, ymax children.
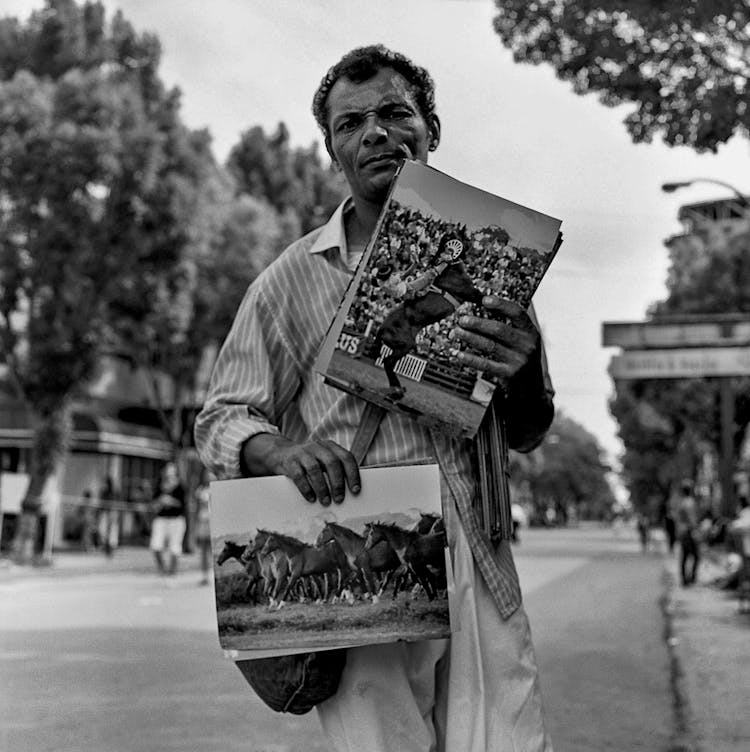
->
<box><xmin>345</xmin><ymin>196</ymin><xmax>384</xmax><ymax>252</ymax></box>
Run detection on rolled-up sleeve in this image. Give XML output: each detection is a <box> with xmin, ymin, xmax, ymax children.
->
<box><xmin>194</xmin><ymin>282</ymin><xmax>301</xmax><ymax>479</ymax></box>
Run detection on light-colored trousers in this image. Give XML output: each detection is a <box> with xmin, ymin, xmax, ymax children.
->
<box><xmin>317</xmin><ymin>521</ymin><xmax>553</xmax><ymax>752</ymax></box>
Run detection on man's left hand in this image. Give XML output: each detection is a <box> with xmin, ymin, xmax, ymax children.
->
<box><xmin>453</xmin><ymin>296</ymin><xmax>540</xmax><ymax>388</ymax></box>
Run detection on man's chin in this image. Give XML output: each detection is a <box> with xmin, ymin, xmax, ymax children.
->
<box><xmin>365</xmin><ymin>170</ymin><xmax>398</xmax><ymax>202</ymax></box>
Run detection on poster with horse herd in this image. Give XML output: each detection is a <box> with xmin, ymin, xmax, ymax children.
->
<box><xmin>315</xmin><ymin>159</ymin><xmax>563</xmax><ymax>439</ymax></box>
<box><xmin>209</xmin><ymin>464</ymin><xmax>453</xmax><ymax>659</ymax></box>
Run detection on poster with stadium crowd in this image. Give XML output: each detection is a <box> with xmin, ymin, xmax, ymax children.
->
<box><xmin>315</xmin><ymin>159</ymin><xmax>563</xmax><ymax>438</ymax></box>
<box><xmin>209</xmin><ymin>465</ymin><xmax>451</xmax><ymax>659</ymax></box>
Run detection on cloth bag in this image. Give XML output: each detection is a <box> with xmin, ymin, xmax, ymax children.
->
<box><xmin>235</xmin><ymin>650</ymin><xmax>348</xmax><ymax>714</ymax></box>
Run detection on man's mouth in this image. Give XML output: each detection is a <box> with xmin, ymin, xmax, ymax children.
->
<box><xmin>361</xmin><ymin>151</ymin><xmax>402</xmax><ymax>168</ymax></box>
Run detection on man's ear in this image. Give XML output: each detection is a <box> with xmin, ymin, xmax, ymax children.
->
<box><xmin>428</xmin><ymin>115</ymin><xmax>441</xmax><ymax>152</ymax></box>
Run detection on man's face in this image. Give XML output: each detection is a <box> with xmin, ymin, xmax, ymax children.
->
<box><xmin>325</xmin><ymin>67</ymin><xmax>438</xmax><ymax>206</ymax></box>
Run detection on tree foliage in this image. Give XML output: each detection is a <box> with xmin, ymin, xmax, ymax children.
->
<box><xmin>510</xmin><ymin>410</ymin><xmax>616</xmax><ymax>521</ymax></box>
<box><xmin>226</xmin><ymin>122</ymin><xmax>346</xmax><ymax>236</ymax></box>
<box><xmin>492</xmin><ymin>1</ymin><xmax>750</xmax><ymax>152</ymax></box>
<box><xmin>133</xmin><ymin>120</ymin><xmax>345</xmax><ymax>451</ymax></box>
<box><xmin>0</xmin><ymin>0</ymin><xmax>224</xmax><ymax>557</ymax></box>
<box><xmin>610</xmin><ymin>219</ymin><xmax>750</xmax><ymax>511</ymax></box>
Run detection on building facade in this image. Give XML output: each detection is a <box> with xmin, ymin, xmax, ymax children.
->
<box><xmin>0</xmin><ymin>355</ymin><xmax>176</xmax><ymax>551</ymax></box>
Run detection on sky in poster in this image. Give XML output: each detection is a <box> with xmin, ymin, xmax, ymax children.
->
<box><xmin>209</xmin><ymin>465</ymin><xmax>441</xmax><ymax>540</ymax></box>
<box><xmin>6</xmin><ymin>0</ymin><xmax>749</xmax><ymax>480</ymax></box>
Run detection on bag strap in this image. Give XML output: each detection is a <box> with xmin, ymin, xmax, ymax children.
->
<box><xmin>349</xmin><ymin>402</ymin><xmax>387</xmax><ymax>465</ymax></box>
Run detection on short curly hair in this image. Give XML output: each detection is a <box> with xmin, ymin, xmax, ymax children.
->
<box><xmin>312</xmin><ymin>45</ymin><xmax>436</xmax><ymax>137</ymax></box>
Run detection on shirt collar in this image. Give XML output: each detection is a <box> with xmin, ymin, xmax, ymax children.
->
<box><xmin>308</xmin><ymin>197</ymin><xmax>353</xmax><ymax>267</ymax></box>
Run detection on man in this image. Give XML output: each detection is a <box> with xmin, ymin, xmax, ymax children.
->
<box><xmin>196</xmin><ymin>45</ymin><xmax>554</xmax><ymax>752</ymax></box>
<box><xmin>676</xmin><ymin>479</ymin><xmax>700</xmax><ymax>587</ymax></box>
<box><xmin>149</xmin><ymin>462</ymin><xmax>187</xmax><ymax>576</ymax></box>
<box><xmin>98</xmin><ymin>475</ymin><xmax>120</xmax><ymax>557</ymax></box>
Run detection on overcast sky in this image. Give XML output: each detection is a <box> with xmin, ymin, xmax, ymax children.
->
<box><xmin>6</xmin><ymin>0</ymin><xmax>749</xmax><ymax>472</ymax></box>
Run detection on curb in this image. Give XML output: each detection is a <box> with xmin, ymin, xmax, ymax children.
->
<box><xmin>660</xmin><ymin>564</ymin><xmax>698</xmax><ymax>752</ymax></box>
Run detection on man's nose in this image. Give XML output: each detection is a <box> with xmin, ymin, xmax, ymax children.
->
<box><xmin>362</xmin><ymin>114</ymin><xmax>388</xmax><ymax>146</ymax></box>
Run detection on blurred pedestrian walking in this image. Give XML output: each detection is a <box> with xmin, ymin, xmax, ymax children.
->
<box><xmin>98</xmin><ymin>476</ymin><xmax>120</xmax><ymax>557</ymax></box>
<box><xmin>636</xmin><ymin>512</ymin><xmax>650</xmax><ymax>553</ymax></box>
<box><xmin>150</xmin><ymin>462</ymin><xmax>186</xmax><ymax>576</ymax></box>
<box><xmin>663</xmin><ymin>495</ymin><xmax>677</xmax><ymax>554</ymax></box>
<box><xmin>194</xmin><ymin>470</ymin><xmax>212</xmax><ymax>585</ymax></box>
<box><xmin>676</xmin><ymin>480</ymin><xmax>700</xmax><ymax>586</ymax></box>
<box><xmin>510</xmin><ymin>502</ymin><xmax>526</xmax><ymax>543</ymax></box>
<box><xmin>79</xmin><ymin>489</ymin><xmax>97</xmax><ymax>552</ymax></box>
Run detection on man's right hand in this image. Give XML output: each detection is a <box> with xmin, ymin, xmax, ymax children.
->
<box><xmin>240</xmin><ymin>433</ymin><xmax>361</xmax><ymax>506</ymax></box>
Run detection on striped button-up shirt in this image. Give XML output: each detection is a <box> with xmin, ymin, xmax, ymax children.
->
<box><xmin>195</xmin><ymin>200</ymin><xmax>548</xmax><ymax>619</ymax></box>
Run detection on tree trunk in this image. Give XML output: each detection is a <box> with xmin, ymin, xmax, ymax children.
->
<box><xmin>11</xmin><ymin>402</ymin><xmax>72</xmax><ymax>564</ymax></box>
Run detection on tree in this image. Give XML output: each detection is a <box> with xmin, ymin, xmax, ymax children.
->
<box><xmin>119</xmin><ymin>120</ymin><xmax>339</xmax><ymax>535</ymax></box>
<box><xmin>0</xmin><ymin>0</ymin><xmax>221</xmax><ymax>561</ymax></box>
<box><xmin>510</xmin><ymin>410</ymin><xmax>616</xmax><ymax>522</ymax></box>
<box><xmin>610</xmin><ymin>218</ymin><xmax>750</xmax><ymax>513</ymax></box>
<box><xmin>492</xmin><ymin>1</ymin><xmax>750</xmax><ymax>152</ymax></box>
<box><xmin>610</xmin><ymin>379</ymin><xmax>721</xmax><ymax>513</ymax></box>
<box><xmin>226</xmin><ymin>122</ymin><xmax>346</xmax><ymax>235</ymax></box>
<box><xmin>121</xmin><ymin>188</ymin><xmax>288</xmax><ymax>453</ymax></box>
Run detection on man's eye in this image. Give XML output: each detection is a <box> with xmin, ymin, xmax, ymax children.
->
<box><xmin>383</xmin><ymin>106</ymin><xmax>412</xmax><ymax>120</ymax></box>
<box><xmin>336</xmin><ymin>118</ymin><xmax>359</xmax><ymax>133</ymax></box>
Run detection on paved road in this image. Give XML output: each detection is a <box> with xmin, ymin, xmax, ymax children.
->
<box><xmin>517</xmin><ymin>528</ymin><xmax>673</xmax><ymax>752</ymax></box>
<box><xmin>0</xmin><ymin>526</ymin><xmax>672</xmax><ymax>752</ymax></box>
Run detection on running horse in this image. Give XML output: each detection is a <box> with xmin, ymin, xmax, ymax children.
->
<box><xmin>242</xmin><ymin>529</ymin><xmax>292</xmax><ymax>603</ymax></box>
<box><xmin>261</xmin><ymin>533</ymin><xmax>349</xmax><ymax>603</ymax></box>
<box><xmin>363</xmin><ymin>522</ymin><xmax>447</xmax><ymax>601</ymax></box>
<box><xmin>216</xmin><ymin>539</ymin><xmax>263</xmax><ymax>602</ymax></box>
<box><xmin>216</xmin><ymin>539</ymin><xmax>248</xmax><ymax>567</ymax></box>
<box><xmin>315</xmin><ymin>521</ymin><xmax>402</xmax><ymax>598</ymax></box>
<box><xmin>373</xmin><ymin>231</ymin><xmax>484</xmax><ymax>398</ymax></box>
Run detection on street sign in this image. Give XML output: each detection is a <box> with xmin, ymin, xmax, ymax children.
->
<box><xmin>602</xmin><ymin>316</ymin><xmax>750</xmax><ymax>349</ymax></box>
<box><xmin>609</xmin><ymin>347</ymin><xmax>750</xmax><ymax>379</ymax></box>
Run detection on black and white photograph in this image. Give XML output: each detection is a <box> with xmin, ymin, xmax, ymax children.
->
<box><xmin>2</xmin><ymin>1</ymin><xmax>748</xmax><ymax>751</ymax></box>
<box><xmin>209</xmin><ymin>465</ymin><xmax>451</xmax><ymax>656</ymax></box>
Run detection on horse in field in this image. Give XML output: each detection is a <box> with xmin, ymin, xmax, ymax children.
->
<box><xmin>373</xmin><ymin>232</ymin><xmax>484</xmax><ymax>398</ymax></box>
<box><xmin>216</xmin><ymin>539</ymin><xmax>262</xmax><ymax>602</ymax></box>
<box><xmin>315</xmin><ymin>521</ymin><xmax>402</xmax><ymax>598</ymax></box>
<box><xmin>242</xmin><ymin>529</ymin><xmax>293</xmax><ymax>603</ymax></box>
<box><xmin>363</xmin><ymin>522</ymin><xmax>447</xmax><ymax>600</ymax></box>
<box><xmin>216</xmin><ymin>540</ymin><xmax>248</xmax><ymax>567</ymax></box>
<box><xmin>261</xmin><ymin>533</ymin><xmax>349</xmax><ymax>603</ymax></box>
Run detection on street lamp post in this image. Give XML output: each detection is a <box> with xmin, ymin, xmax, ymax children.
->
<box><xmin>661</xmin><ymin>177</ymin><xmax>748</xmax><ymax>519</ymax></box>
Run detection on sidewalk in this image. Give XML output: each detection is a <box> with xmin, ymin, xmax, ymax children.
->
<box><xmin>0</xmin><ymin>544</ymin><xmax>203</xmax><ymax>579</ymax></box>
<box><xmin>664</xmin><ymin>551</ymin><xmax>750</xmax><ymax>752</ymax></box>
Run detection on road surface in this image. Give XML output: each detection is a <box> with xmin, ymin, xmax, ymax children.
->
<box><xmin>0</xmin><ymin>525</ymin><xmax>673</xmax><ymax>752</ymax></box>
